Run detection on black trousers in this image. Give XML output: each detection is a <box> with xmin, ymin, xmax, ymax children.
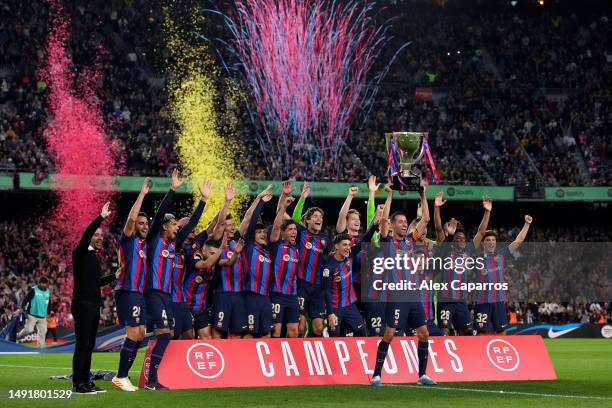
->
<box><xmin>71</xmin><ymin>300</ymin><xmax>100</xmax><ymax>386</ymax></box>
<box><xmin>48</xmin><ymin>328</ymin><xmax>57</xmax><ymax>342</ymax></box>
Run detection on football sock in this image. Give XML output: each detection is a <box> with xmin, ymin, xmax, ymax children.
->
<box><xmin>117</xmin><ymin>338</ymin><xmax>139</xmax><ymax>378</ymax></box>
<box><xmin>148</xmin><ymin>333</ymin><xmax>171</xmax><ymax>384</ymax></box>
<box><xmin>373</xmin><ymin>340</ymin><xmax>390</xmax><ymax>378</ymax></box>
<box><xmin>418</xmin><ymin>340</ymin><xmax>429</xmax><ymax>377</ymax></box>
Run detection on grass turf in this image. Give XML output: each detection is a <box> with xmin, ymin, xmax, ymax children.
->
<box><xmin>0</xmin><ymin>339</ymin><xmax>610</xmax><ymax>408</ymax></box>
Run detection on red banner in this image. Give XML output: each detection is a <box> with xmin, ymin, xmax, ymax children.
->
<box><xmin>415</xmin><ymin>87</ymin><xmax>433</xmax><ymax>101</ymax></box>
<box><xmin>138</xmin><ymin>336</ymin><xmax>555</xmax><ymax>389</ymax></box>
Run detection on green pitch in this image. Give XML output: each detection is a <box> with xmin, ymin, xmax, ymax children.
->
<box><xmin>0</xmin><ymin>339</ymin><xmax>610</xmax><ymax>408</ymax></box>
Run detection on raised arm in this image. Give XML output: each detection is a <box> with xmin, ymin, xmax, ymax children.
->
<box><xmin>336</xmin><ymin>186</ymin><xmax>358</xmax><ymax>233</ymax></box>
<box><xmin>380</xmin><ymin>183</ymin><xmax>393</xmax><ymax>238</ymax></box>
<box><xmin>433</xmin><ymin>192</ymin><xmax>446</xmax><ymax>243</ymax></box>
<box><xmin>75</xmin><ymin>202</ymin><xmax>110</xmax><ymax>255</ymax></box>
<box><xmin>124</xmin><ymin>177</ymin><xmax>150</xmax><ymax>237</ymax></box>
<box><xmin>414</xmin><ymin>186</ymin><xmax>430</xmax><ymax>238</ymax></box>
<box><xmin>244</xmin><ymin>194</ymin><xmax>272</xmax><ymax>240</ymax></box>
<box><xmin>292</xmin><ymin>182</ymin><xmax>310</xmax><ymax>223</ymax></box>
<box><xmin>508</xmin><ymin>215</ymin><xmax>532</xmax><ymax>253</ymax></box>
<box><xmin>148</xmin><ymin>169</ymin><xmax>181</xmax><ymax>238</ymax></box>
<box><xmin>276</xmin><ymin>180</ymin><xmax>295</xmax><ymax>221</ymax></box>
<box><xmin>366</xmin><ymin>175</ymin><xmax>379</xmax><ymax>226</ymax></box>
<box><xmin>176</xmin><ymin>180</ymin><xmax>212</xmax><ymax>247</ymax></box>
<box><xmin>195</xmin><ymin>238</ymin><xmax>226</xmax><ymax>270</ymax></box>
<box><xmin>271</xmin><ymin>196</ymin><xmax>294</xmax><ymax>243</ymax></box>
<box><xmin>239</xmin><ymin>184</ymin><xmax>272</xmax><ymax>238</ymax></box>
<box><xmin>210</xmin><ymin>183</ymin><xmax>236</xmax><ymax>240</ymax></box>
<box><xmin>473</xmin><ymin>195</ymin><xmax>492</xmax><ymax>248</ymax></box>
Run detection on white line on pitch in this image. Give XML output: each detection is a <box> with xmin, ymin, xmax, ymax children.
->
<box><xmin>389</xmin><ymin>384</ymin><xmax>612</xmax><ymax>400</ymax></box>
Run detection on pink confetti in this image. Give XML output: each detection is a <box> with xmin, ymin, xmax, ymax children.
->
<box><xmin>40</xmin><ymin>0</ymin><xmax>120</xmax><ymax>256</ymax></box>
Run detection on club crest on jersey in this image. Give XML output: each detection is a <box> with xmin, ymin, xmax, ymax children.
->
<box><xmin>258</xmin><ymin>255</ymin><xmax>265</xmax><ymax>262</ymax></box>
<box><xmin>305</xmin><ymin>242</ymin><xmax>313</xmax><ymax>249</ymax></box>
<box><xmin>227</xmin><ymin>251</ymin><xmax>234</xmax><ymax>258</ymax></box>
<box><xmin>322</xmin><ymin>268</ymin><xmax>330</xmax><ymax>278</ymax></box>
<box><xmin>162</xmin><ymin>250</ymin><xmax>170</xmax><ymax>258</ymax></box>
<box><xmin>494</xmin><ymin>256</ymin><xmax>501</xmax><ymax>262</ymax></box>
<box><xmin>283</xmin><ymin>254</ymin><xmax>291</xmax><ymax>262</ymax></box>
<box><xmin>334</xmin><ymin>274</ymin><xmax>341</xmax><ymax>282</ymax></box>
<box><xmin>195</xmin><ymin>276</ymin><xmax>203</xmax><ymax>284</ymax></box>
<box><xmin>139</xmin><ymin>250</ymin><xmax>145</xmax><ymax>258</ymax></box>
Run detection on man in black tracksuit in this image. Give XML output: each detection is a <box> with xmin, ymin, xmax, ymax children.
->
<box><xmin>71</xmin><ymin>202</ymin><xmax>116</xmax><ymax>394</ymax></box>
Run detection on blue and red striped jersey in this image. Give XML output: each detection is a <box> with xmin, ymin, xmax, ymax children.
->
<box><xmin>243</xmin><ymin>242</ymin><xmax>272</xmax><ymax>295</ymax></box>
<box><xmin>296</xmin><ymin>224</ymin><xmax>331</xmax><ymax>284</ymax></box>
<box><xmin>115</xmin><ymin>233</ymin><xmax>147</xmax><ymax>293</ymax></box>
<box><xmin>185</xmin><ymin>251</ymin><xmax>214</xmax><ymax>313</ymax></box>
<box><xmin>170</xmin><ymin>249</ymin><xmax>184</xmax><ymax>302</ymax></box>
<box><xmin>476</xmin><ymin>246</ymin><xmax>509</xmax><ymax>304</ymax></box>
<box><xmin>339</xmin><ymin>229</ymin><xmax>363</xmax><ymax>285</ymax></box>
<box><xmin>146</xmin><ymin>236</ymin><xmax>176</xmax><ymax>294</ymax></box>
<box><xmin>380</xmin><ymin>233</ymin><xmax>419</xmax><ymax>301</ymax></box>
<box><xmin>145</xmin><ymin>189</ymin><xmax>206</xmax><ymax>296</ymax></box>
<box><xmin>269</xmin><ymin>241</ymin><xmax>300</xmax><ymax>295</ymax></box>
<box><xmin>320</xmin><ymin>256</ymin><xmax>357</xmax><ymax>311</ymax></box>
<box><xmin>362</xmin><ymin>246</ymin><xmax>386</xmax><ymax>302</ymax></box>
<box><xmin>216</xmin><ymin>238</ymin><xmax>245</xmax><ymax>293</ymax></box>
<box><xmin>438</xmin><ymin>242</ymin><xmax>474</xmax><ymax>302</ymax></box>
<box><xmin>171</xmin><ymin>243</ymin><xmax>197</xmax><ymax>303</ymax></box>
<box><xmin>414</xmin><ymin>240</ymin><xmax>435</xmax><ymax>320</ymax></box>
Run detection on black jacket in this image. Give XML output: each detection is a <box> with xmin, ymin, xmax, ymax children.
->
<box><xmin>71</xmin><ymin>215</ymin><xmax>116</xmax><ymax>304</ymax></box>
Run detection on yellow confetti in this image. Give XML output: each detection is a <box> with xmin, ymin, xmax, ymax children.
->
<box><xmin>163</xmin><ymin>2</ymin><xmax>248</xmax><ymax>229</ymax></box>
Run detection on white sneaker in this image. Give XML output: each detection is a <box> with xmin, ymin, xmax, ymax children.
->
<box><xmin>417</xmin><ymin>374</ymin><xmax>437</xmax><ymax>385</ymax></box>
<box><xmin>371</xmin><ymin>375</ymin><xmax>383</xmax><ymax>386</ymax></box>
<box><xmin>112</xmin><ymin>376</ymin><xmax>138</xmax><ymax>391</ymax></box>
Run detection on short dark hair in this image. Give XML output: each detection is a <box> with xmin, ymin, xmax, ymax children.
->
<box><xmin>390</xmin><ymin>211</ymin><xmax>407</xmax><ymax>222</ymax></box>
<box><xmin>483</xmin><ymin>230</ymin><xmax>498</xmax><ymax>239</ymax></box>
<box><xmin>137</xmin><ymin>211</ymin><xmax>148</xmax><ymax>218</ymax></box>
<box><xmin>304</xmin><ymin>207</ymin><xmax>324</xmax><ymax>221</ymax></box>
<box><xmin>281</xmin><ymin>219</ymin><xmax>297</xmax><ymax>231</ymax></box>
<box><xmin>225</xmin><ymin>215</ymin><xmax>233</xmax><ymax>221</ymax></box>
<box><xmin>254</xmin><ymin>222</ymin><xmax>266</xmax><ymax>231</ymax></box>
<box><xmin>333</xmin><ymin>233</ymin><xmax>351</xmax><ymax>245</ymax></box>
<box><xmin>204</xmin><ymin>238</ymin><xmax>222</xmax><ymax>248</ymax></box>
<box><xmin>39</xmin><ymin>276</ymin><xmax>49</xmax><ymax>285</ymax></box>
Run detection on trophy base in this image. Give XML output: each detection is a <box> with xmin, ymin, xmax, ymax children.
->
<box><xmin>390</xmin><ymin>173</ymin><xmax>422</xmax><ymax>191</ymax></box>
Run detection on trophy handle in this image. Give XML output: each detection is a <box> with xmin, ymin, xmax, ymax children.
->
<box><xmin>413</xmin><ymin>134</ymin><xmax>425</xmax><ymax>163</ymax></box>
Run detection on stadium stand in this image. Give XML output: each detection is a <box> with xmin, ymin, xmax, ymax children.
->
<box><xmin>1</xmin><ymin>1</ymin><xmax>610</xmax><ymax>185</ymax></box>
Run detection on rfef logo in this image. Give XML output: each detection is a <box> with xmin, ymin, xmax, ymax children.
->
<box><xmin>486</xmin><ymin>339</ymin><xmax>520</xmax><ymax>372</ymax></box>
<box><xmin>186</xmin><ymin>343</ymin><xmax>225</xmax><ymax>379</ymax></box>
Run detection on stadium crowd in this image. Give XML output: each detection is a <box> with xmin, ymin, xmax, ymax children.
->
<box><xmin>1</xmin><ymin>0</ymin><xmax>610</xmax><ymax>185</ymax></box>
